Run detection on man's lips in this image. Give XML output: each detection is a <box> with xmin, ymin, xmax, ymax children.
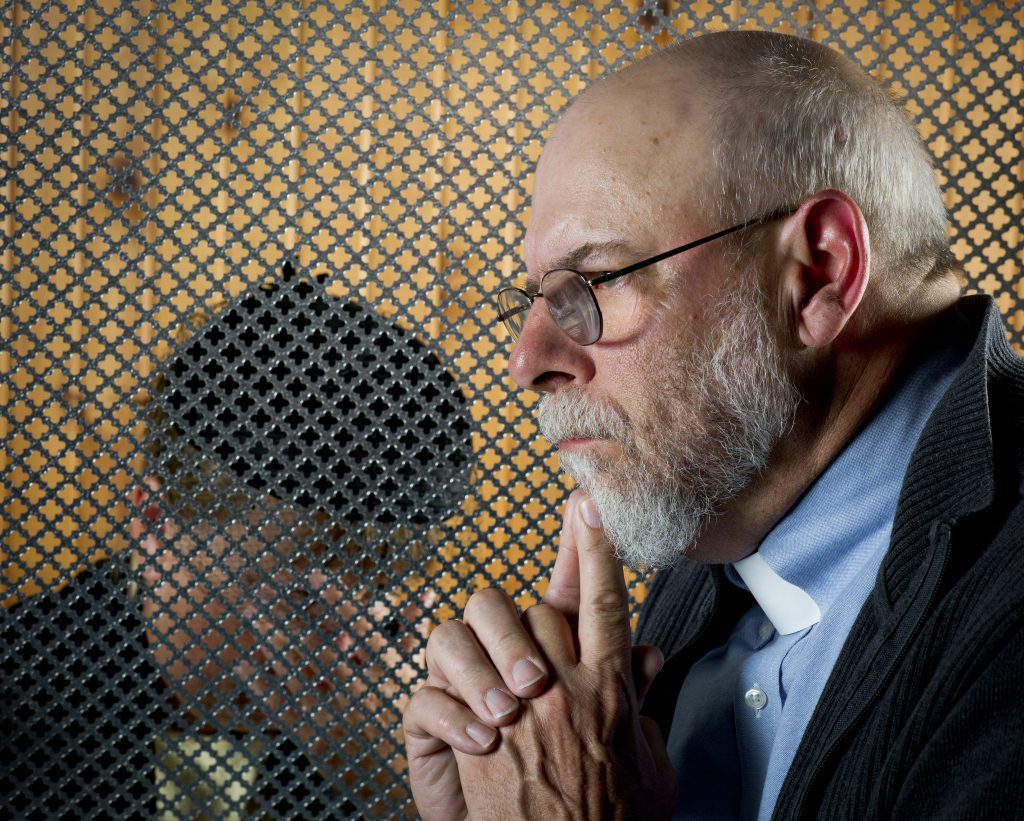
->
<box><xmin>557</xmin><ymin>437</ymin><xmax>592</xmax><ymax>449</ymax></box>
<box><xmin>557</xmin><ymin>436</ymin><xmax>612</xmax><ymax>451</ymax></box>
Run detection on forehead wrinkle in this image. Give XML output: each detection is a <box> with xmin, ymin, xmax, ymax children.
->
<box><xmin>525</xmin><ymin>239</ymin><xmax>644</xmax><ymax>291</ymax></box>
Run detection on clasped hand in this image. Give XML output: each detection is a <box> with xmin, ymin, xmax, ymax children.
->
<box><xmin>402</xmin><ymin>491</ymin><xmax>678</xmax><ymax>819</ymax></box>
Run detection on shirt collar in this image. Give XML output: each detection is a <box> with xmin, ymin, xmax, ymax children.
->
<box><xmin>731</xmin><ymin>552</ymin><xmax>820</xmax><ymax>635</ymax></box>
<box><xmin>726</xmin><ymin>339</ymin><xmax>967</xmax><ymax>636</ymax></box>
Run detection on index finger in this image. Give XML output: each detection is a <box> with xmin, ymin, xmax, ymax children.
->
<box><xmin>574</xmin><ymin>493</ymin><xmax>632</xmax><ymax>674</ymax></box>
<box><xmin>541</xmin><ymin>490</ymin><xmax>583</xmax><ymax>618</ymax></box>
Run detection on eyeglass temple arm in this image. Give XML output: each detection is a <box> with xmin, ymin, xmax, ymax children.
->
<box><xmin>494</xmin><ymin>205</ymin><xmax>796</xmax><ymax>322</ymax></box>
<box><xmin>588</xmin><ymin>206</ymin><xmax>795</xmax><ymax>288</ymax></box>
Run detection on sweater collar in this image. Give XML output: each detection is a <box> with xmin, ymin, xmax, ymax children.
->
<box><xmin>881</xmin><ymin>295</ymin><xmax>1011</xmax><ymax>605</ymax></box>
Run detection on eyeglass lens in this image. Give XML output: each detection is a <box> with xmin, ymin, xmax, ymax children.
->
<box><xmin>495</xmin><ymin>289</ymin><xmax>530</xmax><ymax>338</ymax></box>
<box><xmin>541</xmin><ymin>269</ymin><xmax>602</xmax><ymax>345</ymax></box>
<box><xmin>496</xmin><ymin>270</ymin><xmax>604</xmax><ymax>346</ymax></box>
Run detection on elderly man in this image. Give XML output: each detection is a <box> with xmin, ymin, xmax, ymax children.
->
<box><xmin>402</xmin><ymin>30</ymin><xmax>1024</xmax><ymax>820</ymax></box>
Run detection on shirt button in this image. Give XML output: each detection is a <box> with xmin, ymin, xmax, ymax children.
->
<box><xmin>758</xmin><ymin>620</ymin><xmax>774</xmax><ymax>641</ymax></box>
<box><xmin>745</xmin><ymin>686</ymin><xmax>768</xmax><ymax>711</ymax></box>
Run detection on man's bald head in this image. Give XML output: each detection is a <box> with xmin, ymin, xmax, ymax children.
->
<box><xmin>539</xmin><ymin>31</ymin><xmax>954</xmax><ymax>311</ymax></box>
<box><xmin>536</xmin><ymin>61</ymin><xmax>715</xmax><ymax>203</ymax></box>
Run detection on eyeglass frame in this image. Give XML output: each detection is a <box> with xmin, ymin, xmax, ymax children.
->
<box><xmin>495</xmin><ymin>205</ymin><xmax>796</xmax><ymax>346</ymax></box>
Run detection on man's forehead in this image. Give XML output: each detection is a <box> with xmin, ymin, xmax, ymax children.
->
<box><xmin>523</xmin><ymin>225</ymin><xmax>646</xmax><ymax>285</ymax></box>
<box><xmin>541</xmin><ymin>84</ymin><xmax>697</xmax><ymax>167</ymax></box>
<box><xmin>525</xmin><ymin>86</ymin><xmax>712</xmax><ymax>274</ymax></box>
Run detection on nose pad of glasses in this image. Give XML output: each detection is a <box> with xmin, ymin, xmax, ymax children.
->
<box><xmin>544</xmin><ymin>269</ymin><xmax>603</xmax><ymax>345</ymax></box>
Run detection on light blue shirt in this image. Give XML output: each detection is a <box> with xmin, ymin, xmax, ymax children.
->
<box><xmin>669</xmin><ymin>341</ymin><xmax>966</xmax><ymax>821</ymax></box>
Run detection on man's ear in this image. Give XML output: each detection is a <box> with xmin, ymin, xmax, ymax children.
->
<box><xmin>780</xmin><ymin>190</ymin><xmax>870</xmax><ymax>349</ymax></box>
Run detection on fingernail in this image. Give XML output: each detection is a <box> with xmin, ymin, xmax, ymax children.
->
<box><xmin>485</xmin><ymin>688</ymin><xmax>517</xmax><ymax>719</ymax></box>
<box><xmin>580</xmin><ymin>498</ymin><xmax>602</xmax><ymax>529</ymax></box>
<box><xmin>512</xmin><ymin>658</ymin><xmax>545</xmax><ymax>689</ymax></box>
<box><xmin>466</xmin><ymin>721</ymin><xmax>496</xmax><ymax>749</ymax></box>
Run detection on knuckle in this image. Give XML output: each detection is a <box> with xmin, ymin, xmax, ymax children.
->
<box><xmin>489</xmin><ymin>623</ymin><xmax>531</xmax><ymax>658</ymax></box>
<box><xmin>402</xmin><ymin>687</ymin><xmax>434</xmax><ymax>725</ymax></box>
<box><xmin>520</xmin><ymin>602</ymin><xmax>560</xmax><ymax>633</ymax></box>
<box><xmin>523</xmin><ymin>601</ymin><xmax>556</xmax><ymax>621</ymax></box>
<box><xmin>464</xmin><ymin>586</ymin><xmax>512</xmax><ymax>620</ymax></box>
<box><xmin>428</xmin><ymin>696</ymin><xmax>466</xmax><ymax>733</ymax></box>
<box><xmin>429</xmin><ymin>618</ymin><xmax>466</xmax><ymax>646</ymax></box>
<box><xmin>405</xmin><ymin>689</ymin><xmax>460</xmax><ymax>739</ymax></box>
<box><xmin>541</xmin><ymin>683</ymin><xmax>572</xmax><ymax>716</ymax></box>
<box><xmin>589</xmin><ymin>588</ymin><xmax>627</xmax><ymax>618</ymax></box>
<box><xmin>433</xmin><ymin>709</ymin><xmax>460</xmax><ymax>737</ymax></box>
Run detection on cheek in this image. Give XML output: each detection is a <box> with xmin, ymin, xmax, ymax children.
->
<box><xmin>624</xmin><ymin>310</ymin><xmax>698</xmax><ymax>383</ymax></box>
<box><xmin>647</xmin><ymin>280</ymin><xmax>719</xmax><ymax>350</ymax></box>
<box><xmin>601</xmin><ymin>339</ymin><xmax>684</xmax><ymax>438</ymax></box>
<box><xmin>588</xmin><ymin>282</ymin><xmax>714</xmax><ymax>428</ymax></box>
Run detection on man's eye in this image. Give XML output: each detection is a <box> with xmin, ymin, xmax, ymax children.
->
<box><xmin>590</xmin><ymin>275</ymin><xmax>627</xmax><ymax>292</ymax></box>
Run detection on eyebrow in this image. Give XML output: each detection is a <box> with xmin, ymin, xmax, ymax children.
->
<box><xmin>525</xmin><ymin>239</ymin><xmax>642</xmax><ymax>293</ymax></box>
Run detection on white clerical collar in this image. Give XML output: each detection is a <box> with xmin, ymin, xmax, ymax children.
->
<box><xmin>731</xmin><ymin>552</ymin><xmax>821</xmax><ymax>636</ymax></box>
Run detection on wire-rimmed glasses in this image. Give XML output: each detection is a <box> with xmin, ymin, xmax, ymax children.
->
<box><xmin>495</xmin><ymin>207</ymin><xmax>793</xmax><ymax>346</ymax></box>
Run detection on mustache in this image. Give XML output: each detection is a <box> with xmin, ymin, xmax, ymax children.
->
<box><xmin>537</xmin><ymin>391</ymin><xmax>632</xmax><ymax>446</ymax></box>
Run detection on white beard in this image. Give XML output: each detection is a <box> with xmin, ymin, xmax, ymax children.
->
<box><xmin>538</xmin><ymin>288</ymin><xmax>801</xmax><ymax>570</ymax></box>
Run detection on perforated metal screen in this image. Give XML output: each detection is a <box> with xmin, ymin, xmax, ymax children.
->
<box><xmin>2</xmin><ymin>1</ymin><xmax>1022</xmax><ymax>818</ymax></box>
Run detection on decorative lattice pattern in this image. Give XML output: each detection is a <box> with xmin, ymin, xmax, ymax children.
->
<box><xmin>2</xmin><ymin>1</ymin><xmax>1022</xmax><ymax>818</ymax></box>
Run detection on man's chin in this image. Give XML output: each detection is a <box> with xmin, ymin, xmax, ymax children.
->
<box><xmin>557</xmin><ymin>451</ymin><xmax>618</xmax><ymax>490</ymax></box>
<box><xmin>591</xmin><ymin>484</ymin><xmax>704</xmax><ymax>571</ymax></box>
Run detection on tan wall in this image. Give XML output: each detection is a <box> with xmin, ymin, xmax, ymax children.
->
<box><xmin>2</xmin><ymin>1</ymin><xmax>1022</xmax><ymax>608</ymax></box>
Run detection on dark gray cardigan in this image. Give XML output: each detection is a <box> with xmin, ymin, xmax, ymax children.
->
<box><xmin>636</xmin><ymin>295</ymin><xmax>1024</xmax><ymax>820</ymax></box>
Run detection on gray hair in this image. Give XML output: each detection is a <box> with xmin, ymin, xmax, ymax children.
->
<box><xmin>649</xmin><ymin>31</ymin><xmax>953</xmax><ymax>298</ymax></box>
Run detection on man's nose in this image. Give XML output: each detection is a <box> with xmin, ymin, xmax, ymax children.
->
<box><xmin>506</xmin><ymin>301</ymin><xmax>595</xmax><ymax>392</ymax></box>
